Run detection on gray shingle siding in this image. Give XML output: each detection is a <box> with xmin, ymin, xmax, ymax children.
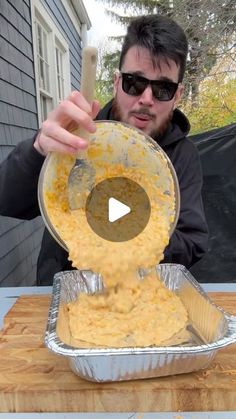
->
<box><xmin>0</xmin><ymin>0</ymin><xmax>42</xmax><ymax>287</ymax></box>
<box><xmin>0</xmin><ymin>1</ymin><xmax>38</xmax><ymax>147</ymax></box>
<box><xmin>0</xmin><ymin>0</ymin><xmax>83</xmax><ymax>286</ymax></box>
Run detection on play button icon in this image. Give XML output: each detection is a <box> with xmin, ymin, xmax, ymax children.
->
<box><xmin>108</xmin><ymin>198</ymin><xmax>131</xmax><ymax>223</ymax></box>
<box><xmin>85</xmin><ymin>177</ymin><xmax>151</xmax><ymax>242</ymax></box>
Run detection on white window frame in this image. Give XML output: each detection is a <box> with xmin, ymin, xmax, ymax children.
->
<box><xmin>31</xmin><ymin>0</ymin><xmax>71</xmax><ymax>124</ymax></box>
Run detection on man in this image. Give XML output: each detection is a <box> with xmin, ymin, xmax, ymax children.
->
<box><xmin>0</xmin><ymin>15</ymin><xmax>208</xmax><ymax>285</ymax></box>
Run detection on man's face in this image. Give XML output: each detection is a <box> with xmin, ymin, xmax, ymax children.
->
<box><xmin>113</xmin><ymin>46</ymin><xmax>184</xmax><ymax>138</ymax></box>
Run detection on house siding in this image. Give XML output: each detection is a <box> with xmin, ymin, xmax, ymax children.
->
<box><xmin>0</xmin><ymin>0</ymin><xmax>83</xmax><ymax>286</ymax></box>
<box><xmin>42</xmin><ymin>0</ymin><xmax>82</xmax><ymax>90</ymax></box>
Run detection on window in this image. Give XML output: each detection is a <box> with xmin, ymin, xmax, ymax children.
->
<box><xmin>35</xmin><ymin>20</ymin><xmax>52</xmax><ymax>121</ymax></box>
<box><xmin>36</xmin><ymin>22</ymin><xmax>50</xmax><ymax>92</ymax></box>
<box><xmin>31</xmin><ymin>1</ymin><xmax>71</xmax><ymax>123</ymax></box>
<box><xmin>55</xmin><ymin>42</ymin><xmax>66</xmax><ymax>101</ymax></box>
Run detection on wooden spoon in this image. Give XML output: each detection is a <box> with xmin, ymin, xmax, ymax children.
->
<box><xmin>68</xmin><ymin>46</ymin><xmax>97</xmax><ymax>210</ymax></box>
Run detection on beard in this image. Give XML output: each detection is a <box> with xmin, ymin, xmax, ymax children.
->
<box><xmin>112</xmin><ymin>96</ymin><xmax>173</xmax><ymax>140</ymax></box>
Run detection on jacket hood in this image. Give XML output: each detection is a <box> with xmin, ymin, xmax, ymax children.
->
<box><xmin>96</xmin><ymin>99</ymin><xmax>190</xmax><ymax>148</ymax></box>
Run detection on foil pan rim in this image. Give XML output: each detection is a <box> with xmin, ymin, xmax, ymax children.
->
<box><xmin>45</xmin><ymin>264</ymin><xmax>236</xmax><ymax>357</ymax></box>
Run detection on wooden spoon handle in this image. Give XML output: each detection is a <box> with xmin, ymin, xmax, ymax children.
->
<box><xmin>80</xmin><ymin>46</ymin><xmax>97</xmax><ymax>104</ymax></box>
<box><xmin>78</xmin><ymin>46</ymin><xmax>97</xmax><ymax>141</ymax></box>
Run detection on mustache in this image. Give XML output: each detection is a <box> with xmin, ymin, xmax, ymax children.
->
<box><xmin>129</xmin><ymin>108</ymin><xmax>156</xmax><ymax>119</ymax></box>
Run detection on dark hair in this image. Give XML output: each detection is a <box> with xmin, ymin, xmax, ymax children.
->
<box><xmin>119</xmin><ymin>15</ymin><xmax>188</xmax><ymax>82</ymax></box>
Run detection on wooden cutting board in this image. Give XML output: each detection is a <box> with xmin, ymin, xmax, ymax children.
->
<box><xmin>0</xmin><ymin>293</ymin><xmax>236</xmax><ymax>412</ymax></box>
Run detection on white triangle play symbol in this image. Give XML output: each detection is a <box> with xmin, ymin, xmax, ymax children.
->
<box><xmin>108</xmin><ymin>197</ymin><xmax>131</xmax><ymax>223</ymax></box>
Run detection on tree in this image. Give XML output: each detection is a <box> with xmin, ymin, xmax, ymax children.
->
<box><xmin>182</xmin><ymin>72</ymin><xmax>236</xmax><ymax>134</ymax></box>
<box><xmin>94</xmin><ymin>40</ymin><xmax>114</xmax><ymax>106</ymax></box>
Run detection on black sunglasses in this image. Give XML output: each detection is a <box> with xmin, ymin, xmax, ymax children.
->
<box><xmin>120</xmin><ymin>72</ymin><xmax>179</xmax><ymax>101</ymax></box>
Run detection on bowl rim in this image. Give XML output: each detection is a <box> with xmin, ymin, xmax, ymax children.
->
<box><xmin>38</xmin><ymin>120</ymin><xmax>180</xmax><ymax>251</ymax></box>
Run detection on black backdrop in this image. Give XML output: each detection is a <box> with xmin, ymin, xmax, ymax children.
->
<box><xmin>189</xmin><ymin>123</ymin><xmax>236</xmax><ymax>282</ymax></box>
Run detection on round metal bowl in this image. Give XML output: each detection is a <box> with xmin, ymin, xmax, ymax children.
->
<box><xmin>38</xmin><ymin>120</ymin><xmax>180</xmax><ymax>250</ymax></box>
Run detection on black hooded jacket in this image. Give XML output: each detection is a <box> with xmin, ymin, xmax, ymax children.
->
<box><xmin>0</xmin><ymin>100</ymin><xmax>208</xmax><ymax>285</ymax></box>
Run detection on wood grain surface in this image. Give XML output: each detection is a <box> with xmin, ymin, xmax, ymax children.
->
<box><xmin>0</xmin><ymin>293</ymin><xmax>236</xmax><ymax>412</ymax></box>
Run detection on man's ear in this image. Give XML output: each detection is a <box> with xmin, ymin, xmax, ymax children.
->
<box><xmin>113</xmin><ymin>70</ymin><xmax>120</xmax><ymax>96</ymax></box>
<box><xmin>174</xmin><ymin>83</ymin><xmax>184</xmax><ymax>107</ymax></box>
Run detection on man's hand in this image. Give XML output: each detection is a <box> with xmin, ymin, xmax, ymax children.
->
<box><xmin>33</xmin><ymin>91</ymin><xmax>100</xmax><ymax>156</ymax></box>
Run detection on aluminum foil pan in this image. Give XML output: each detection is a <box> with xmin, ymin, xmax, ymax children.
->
<box><xmin>45</xmin><ymin>264</ymin><xmax>236</xmax><ymax>382</ymax></box>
